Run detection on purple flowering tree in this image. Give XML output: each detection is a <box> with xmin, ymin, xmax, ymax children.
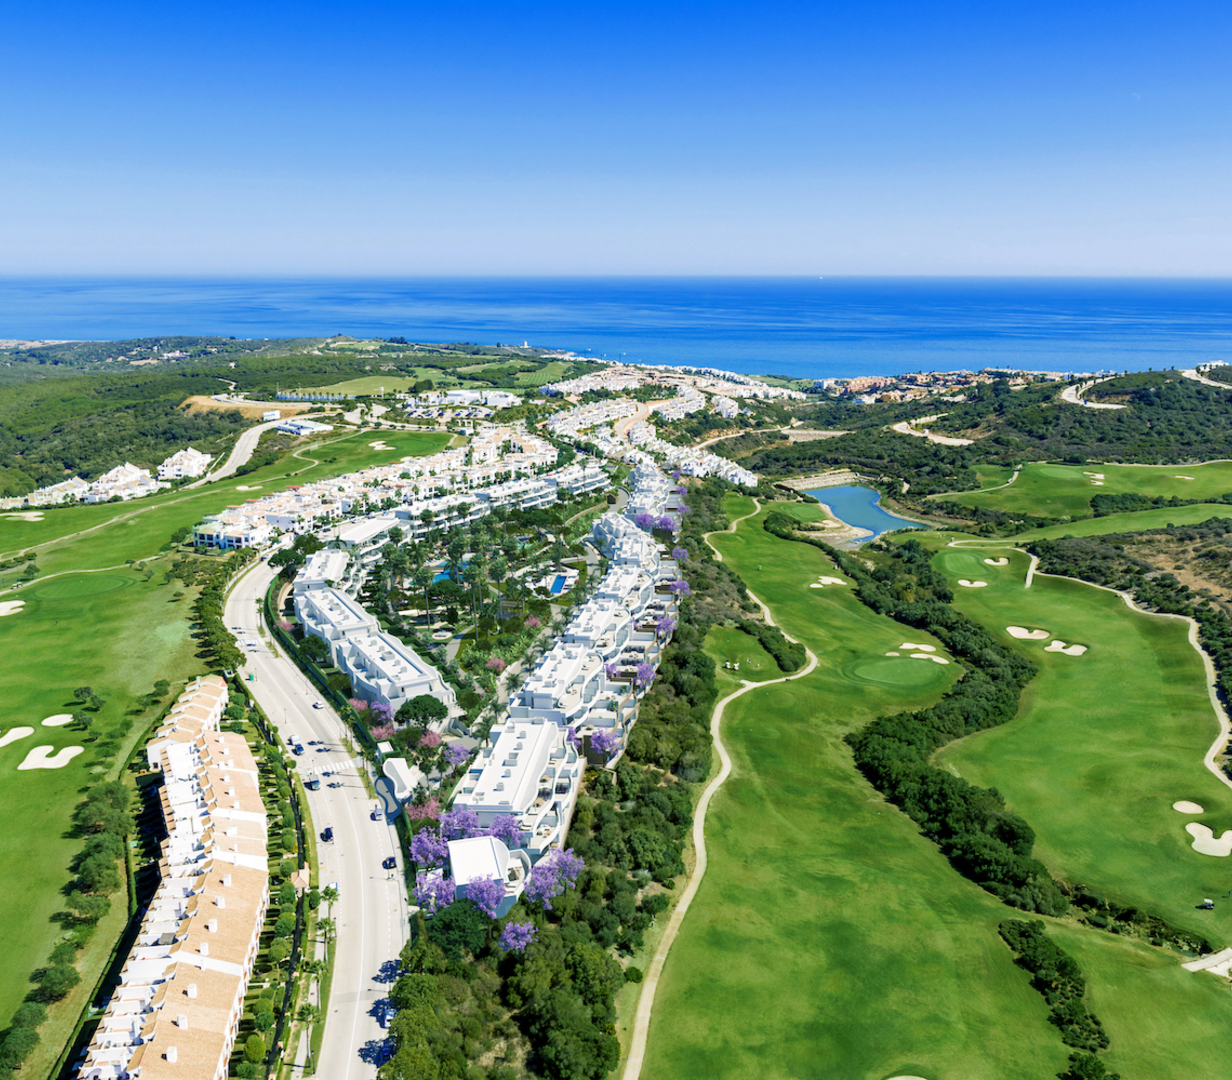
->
<box><xmin>438</xmin><ymin>805</ymin><xmax>483</xmax><ymax>840</ymax></box>
<box><xmin>370</xmin><ymin>701</ymin><xmax>394</xmax><ymax>725</ymax></box>
<box><xmin>444</xmin><ymin>743</ymin><xmax>471</xmax><ymax>771</ymax></box>
<box><xmin>590</xmin><ymin>729</ymin><xmax>620</xmax><ymax>758</ymax></box>
<box><xmin>668</xmin><ymin>578</ymin><xmax>691</xmax><ymax>598</ymax></box>
<box><xmin>524</xmin><ymin>849</ymin><xmax>586</xmax><ymax>910</ymax></box>
<box><xmin>499</xmin><ymin>921</ymin><xmax>538</xmax><ymax>953</ymax></box>
<box><xmin>633</xmin><ymin>513</ymin><xmax>655</xmax><ymax>531</ymax></box>
<box><xmin>678</xmin><ymin>503</ymin><xmax>691</xmax><ymax>516</ymax></box>
<box><xmin>413</xmin><ymin>870</ymin><xmax>455</xmax><ymax>914</ymax></box>
<box><xmin>654</xmin><ymin>515</ymin><xmax>677</xmax><ymax>533</ymax></box>
<box><xmin>655</xmin><ymin>615</ymin><xmax>677</xmax><ymax>639</ymax></box>
<box><xmin>409</xmin><ymin>828</ymin><xmax>449</xmax><ymax>867</ymax></box>
<box><xmin>565</xmin><ymin>725</ymin><xmax>581</xmax><ymax>751</ymax></box>
<box><xmin>463</xmin><ymin>875</ymin><xmax>506</xmax><ymax>918</ymax></box>
<box><xmin>604</xmin><ymin>662</ymin><xmax>623</xmax><ymax>681</ymax></box>
<box><xmin>486</xmin><ymin>814</ymin><xmax>524</xmax><ymax>849</ymax></box>
<box><xmin>671</xmin><ymin>546</ymin><xmax>688</xmax><ymax>562</ymax></box>
<box><xmin>634</xmin><ymin>662</ymin><xmax>655</xmax><ymax>689</ymax></box>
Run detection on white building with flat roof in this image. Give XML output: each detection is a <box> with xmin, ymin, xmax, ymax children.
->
<box><xmin>447</xmin><ymin>836</ymin><xmax>531</xmax><ymax>918</ymax></box>
<box><xmin>335</xmin><ymin>630</ymin><xmax>456</xmax><ymax>714</ymax></box>
<box><xmin>511</xmin><ymin>642</ymin><xmax>608</xmax><ymax>728</ymax></box>
<box><xmin>295</xmin><ymin>586</ymin><xmax>377</xmax><ymax>651</ymax></box>
<box><xmin>451</xmin><ymin>716</ymin><xmax>584</xmax><ymax>858</ymax></box>
<box><xmin>293</xmin><ymin>548</ymin><xmax>350</xmax><ymax>596</ymax></box>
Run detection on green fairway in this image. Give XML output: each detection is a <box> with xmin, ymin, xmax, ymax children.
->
<box><xmin>703</xmin><ymin>624</ymin><xmax>781</xmax><ymax>682</ymax></box>
<box><xmin>642</xmin><ymin>501</ymin><xmax>1068</xmax><ymax>1080</ymax></box>
<box><xmin>945</xmin><ymin>460</ymin><xmax>1232</xmax><ymax>520</ymax></box>
<box><xmin>928</xmin><ymin>542</ymin><xmax>1232</xmax><ymax>946</ymax></box>
<box><xmin>1004</xmin><ymin>504</ymin><xmax>1232</xmax><ymax>542</ymax></box>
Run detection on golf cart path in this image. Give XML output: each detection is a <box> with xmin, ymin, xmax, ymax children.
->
<box><xmin>947</xmin><ymin>538</ymin><xmax>1232</xmax><ymax>797</ymax></box>
<box><xmin>621</xmin><ymin>500</ymin><xmax>819</xmax><ymax>1080</ymax></box>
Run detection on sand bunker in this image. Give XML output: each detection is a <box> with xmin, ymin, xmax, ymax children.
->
<box><xmin>0</xmin><ymin>727</ymin><xmax>35</xmax><ymax>748</ymax></box>
<box><xmin>808</xmin><ymin>583</ymin><xmax>826</xmax><ymax>588</ymax></box>
<box><xmin>1045</xmin><ymin>640</ymin><xmax>1088</xmax><ymax>656</ymax></box>
<box><xmin>0</xmin><ymin>600</ymin><xmax>26</xmax><ymax>617</ymax></box>
<box><xmin>2</xmin><ymin>511</ymin><xmax>44</xmax><ymax>521</ymax></box>
<box><xmin>369</xmin><ymin>440</ymin><xmax>394</xmax><ymax>450</ymax></box>
<box><xmin>1174</xmin><ymin>801</ymin><xmax>1205</xmax><ymax>814</ymax></box>
<box><xmin>958</xmin><ymin>579</ymin><xmax>988</xmax><ymax>588</ymax></box>
<box><xmin>41</xmin><ymin>714</ymin><xmax>74</xmax><ymax>727</ymax></box>
<box><xmin>1186</xmin><ymin>822</ymin><xmax>1232</xmax><ymax>857</ymax></box>
<box><xmin>1007</xmin><ymin>626</ymin><xmax>1050</xmax><ymax>640</ymax></box>
<box><xmin>1182</xmin><ymin>947</ymin><xmax>1232</xmax><ymax>976</ymax></box>
<box><xmin>884</xmin><ymin>651</ymin><xmax>900</xmax><ymax>657</ymax></box>
<box><xmin>984</xmin><ymin>557</ymin><xmax>1009</xmax><ymax>566</ymax></box>
<box><xmin>17</xmin><ymin>745</ymin><xmax>84</xmax><ymax>770</ymax></box>
<box><xmin>901</xmin><ymin>643</ymin><xmax>936</xmax><ymax>652</ymax></box>
<box><xmin>1091</xmin><ymin>480</ymin><xmax>1105</xmax><ymax>486</ymax></box>
<box><xmin>235</xmin><ymin>485</ymin><xmax>262</xmax><ymax>491</ymax></box>
<box><xmin>1176</xmin><ymin>475</ymin><xmax>1194</xmax><ymax>480</ymax></box>
<box><xmin>1083</xmin><ymin>472</ymin><xmax>1106</xmax><ymax>479</ymax></box>
<box><xmin>817</xmin><ymin>576</ymin><xmax>847</xmax><ymax>585</ymax></box>
<box><xmin>912</xmin><ymin>653</ymin><xmax>950</xmax><ymax>664</ymax></box>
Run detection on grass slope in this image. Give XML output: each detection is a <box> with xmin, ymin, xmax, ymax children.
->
<box><xmin>640</xmin><ymin>501</ymin><xmax>1066</xmax><ymax>1080</ymax></box>
<box><xmin>945</xmin><ymin>460</ymin><xmax>1232</xmax><ymax>520</ymax></box>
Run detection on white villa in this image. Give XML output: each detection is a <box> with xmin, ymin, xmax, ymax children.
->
<box><xmin>447</xmin><ymin>836</ymin><xmax>532</xmax><ymax>918</ymax></box>
<box><xmin>157</xmin><ymin>446</ymin><xmax>212</xmax><ymax>481</ymax></box>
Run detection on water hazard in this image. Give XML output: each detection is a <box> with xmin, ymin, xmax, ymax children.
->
<box><xmin>805</xmin><ymin>485</ymin><xmax>924</xmax><ymax>543</ymax></box>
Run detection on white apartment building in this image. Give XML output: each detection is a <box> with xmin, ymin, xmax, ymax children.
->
<box><xmin>83</xmin><ymin>462</ymin><xmax>164</xmax><ymax>503</ymax></box>
<box><xmin>157</xmin><ymin>446</ymin><xmax>212</xmax><ymax>481</ymax></box>
<box><xmin>447</xmin><ymin>836</ymin><xmax>532</xmax><ymax>918</ymax></box>
<box><xmin>292</xmin><ymin>548</ymin><xmax>350</xmax><ymax>595</ymax></box>
<box><xmin>24</xmin><ymin>475</ymin><xmax>91</xmax><ymax>506</ymax></box>
<box><xmin>294</xmin><ymin>583</ymin><xmax>456</xmax><ymax>714</ymax></box>
<box><xmin>451</xmin><ymin>715</ymin><xmax>584</xmax><ymax>859</ymax></box>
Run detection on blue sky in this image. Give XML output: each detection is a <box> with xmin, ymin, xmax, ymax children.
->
<box><xmin>1</xmin><ymin>0</ymin><xmax>1228</xmax><ymax>275</ymax></box>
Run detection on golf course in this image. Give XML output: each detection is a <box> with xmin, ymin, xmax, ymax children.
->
<box><xmin>638</xmin><ymin>498</ymin><xmax>1232</xmax><ymax>1080</ymax></box>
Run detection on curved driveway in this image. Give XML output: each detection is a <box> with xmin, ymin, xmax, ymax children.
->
<box><xmin>226</xmin><ymin>561</ymin><xmax>409</xmax><ymax>1078</ymax></box>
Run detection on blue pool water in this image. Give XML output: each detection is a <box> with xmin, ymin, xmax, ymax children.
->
<box><xmin>549</xmin><ymin>575</ymin><xmax>566</xmax><ymax>595</ymax></box>
<box><xmin>805</xmin><ymin>485</ymin><xmax>924</xmax><ymax>543</ymax></box>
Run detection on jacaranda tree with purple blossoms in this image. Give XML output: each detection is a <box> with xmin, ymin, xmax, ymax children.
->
<box><xmin>461</xmin><ymin>875</ymin><xmax>506</xmax><ymax>918</ymax></box>
<box><xmin>671</xmin><ymin>546</ymin><xmax>688</xmax><ymax>562</ymax></box>
<box><xmin>589</xmin><ymin>728</ymin><xmax>619</xmax><ymax>758</ymax></box>
<box><xmin>633</xmin><ymin>512</ymin><xmax>655</xmax><ymax>531</ymax></box>
<box><xmin>410</xmin><ymin>828</ymin><xmax>449</xmax><ymax>867</ymax></box>
<box><xmin>655</xmin><ymin>514</ymin><xmax>677</xmax><ymax>533</ymax></box>
<box><xmin>413</xmin><ymin>871</ymin><xmax>454</xmax><ymax>914</ymax></box>
<box><xmin>438</xmin><ymin>805</ymin><xmax>483</xmax><ymax>840</ymax></box>
<box><xmin>668</xmin><ymin>578</ymin><xmax>691</xmax><ymax>598</ymax></box>
<box><xmin>634</xmin><ymin>662</ymin><xmax>655</xmax><ymax>688</ymax></box>
<box><xmin>444</xmin><ymin>742</ymin><xmax>471</xmax><ymax>771</ymax></box>
<box><xmin>524</xmin><ymin>848</ymin><xmax>585</xmax><ymax>910</ymax></box>
<box><xmin>498</xmin><ymin>921</ymin><xmax>537</xmax><ymax>953</ymax></box>
<box><xmin>486</xmin><ymin>813</ymin><xmax>524</xmax><ymax>849</ymax></box>
<box><xmin>655</xmin><ymin>615</ymin><xmax>677</xmax><ymax>638</ymax></box>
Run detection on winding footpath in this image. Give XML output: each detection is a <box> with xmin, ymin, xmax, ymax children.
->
<box><xmin>621</xmin><ymin>499</ymin><xmax>819</xmax><ymax>1080</ymax></box>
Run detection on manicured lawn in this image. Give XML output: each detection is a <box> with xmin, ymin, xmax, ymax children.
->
<box><xmin>641</xmin><ymin>501</ymin><xmax>1065</xmax><ymax>1080</ymax></box>
<box><xmin>945</xmin><ymin>460</ymin><xmax>1232</xmax><ymax>520</ymax></box>
<box><xmin>1006</xmin><ymin>504</ymin><xmax>1232</xmax><ymax>542</ymax></box>
<box><xmin>928</xmin><ymin>542</ymin><xmax>1232</xmax><ymax>945</ymax></box>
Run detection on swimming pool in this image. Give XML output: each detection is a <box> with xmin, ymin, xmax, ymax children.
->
<box><xmin>549</xmin><ymin>574</ymin><xmax>567</xmax><ymax>595</ymax></box>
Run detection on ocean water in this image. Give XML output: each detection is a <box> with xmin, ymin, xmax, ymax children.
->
<box><xmin>805</xmin><ymin>486</ymin><xmax>924</xmax><ymax>542</ymax></box>
<box><xmin>1</xmin><ymin>277</ymin><xmax>1230</xmax><ymax>380</ymax></box>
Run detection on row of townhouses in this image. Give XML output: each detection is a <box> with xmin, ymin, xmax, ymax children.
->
<box><xmin>193</xmin><ymin>424</ymin><xmax>600</xmax><ymax>551</ymax></box>
<box><xmin>78</xmin><ymin>676</ymin><xmax>269</xmax><ymax>1080</ymax></box>
<box><xmin>627</xmin><ymin>420</ymin><xmax>758</xmax><ymax>487</ymax></box>
<box><xmin>293</xmin><ymin>550</ymin><xmax>458</xmax><ymax>716</ymax></box>
<box><xmin>434</xmin><ymin>463</ymin><xmax>684</xmax><ymax>912</ymax></box>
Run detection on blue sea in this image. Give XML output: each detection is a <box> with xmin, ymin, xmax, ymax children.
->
<box><xmin>1</xmin><ymin>277</ymin><xmax>1230</xmax><ymax>380</ymax></box>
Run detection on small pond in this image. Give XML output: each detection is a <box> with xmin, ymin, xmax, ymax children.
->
<box><xmin>804</xmin><ymin>485</ymin><xmax>924</xmax><ymax>543</ymax></box>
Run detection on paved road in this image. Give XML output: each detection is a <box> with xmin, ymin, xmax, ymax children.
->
<box><xmin>189</xmin><ymin>420</ymin><xmax>282</xmax><ymax>487</ymax></box>
<box><xmin>226</xmin><ymin>562</ymin><xmax>409</xmax><ymax>1079</ymax></box>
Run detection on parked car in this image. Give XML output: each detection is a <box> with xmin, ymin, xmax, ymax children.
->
<box><xmin>382</xmin><ymin>856</ymin><xmax>397</xmax><ymax>870</ymax></box>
